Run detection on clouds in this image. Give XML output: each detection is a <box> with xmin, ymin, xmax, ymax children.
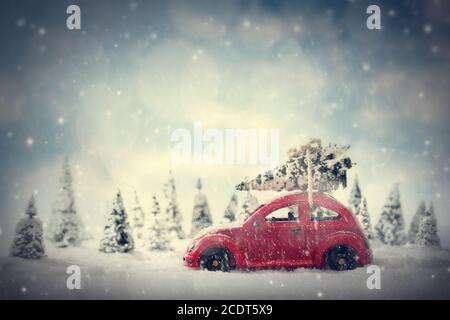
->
<box><xmin>353</xmin><ymin>66</ymin><xmax>450</xmax><ymax>140</ymax></box>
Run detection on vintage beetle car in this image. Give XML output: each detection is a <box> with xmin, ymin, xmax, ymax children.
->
<box><xmin>183</xmin><ymin>192</ymin><xmax>372</xmax><ymax>271</ymax></box>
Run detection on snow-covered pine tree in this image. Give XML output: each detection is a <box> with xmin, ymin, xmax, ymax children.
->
<box><xmin>221</xmin><ymin>193</ymin><xmax>238</xmax><ymax>224</ymax></box>
<box><xmin>408</xmin><ymin>201</ymin><xmax>427</xmax><ymax>244</ymax></box>
<box><xmin>10</xmin><ymin>196</ymin><xmax>45</xmax><ymax>259</ymax></box>
<box><xmin>99</xmin><ymin>191</ymin><xmax>134</xmax><ymax>253</ymax></box>
<box><xmin>416</xmin><ymin>202</ymin><xmax>440</xmax><ymax>247</ymax></box>
<box><xmin>164</xmin><ymin>171</ymin><xmax>185</xmax><ymax>239</ymax></box>
<box><xmin>359</xmin><ymin>198</ymin><xmax>374</xmax><ymax>240</ymax></box>
<box><xmin>235</xmin><ymin>139</ymin><xmax>352</xmax><ymax>193</ymax></box>
<box><xmin>374</xmin><ymin>185</ymin><xmax>407</xmax><ymax>245</ymax></box>
<box><xmin>238</xmin><ymin>191</ymin><xmax>259</xmax><ymax>221</ymax></box>
<box><xmin>131</xmin><ymin>191</ymin><xmax>146</xmax><ymax>245</ymax></box>
<box><xmin>47</xmin><ymin>158</ymin><xmax>85</xmax><ymax>247</ymax></box>
<box><xmin>147</xmin><ymin>194</ymin><xmax>172</xmax><ymax>251</ymax></box>
<box><xmin>191</xmin><ymin>179</ymin><xmax>213</xmax><ymax>235</ymax></box>
<box><xmin>348</xmin><ymin>176</ymin><xmax>362</xmax><ymax>216</ymax></box>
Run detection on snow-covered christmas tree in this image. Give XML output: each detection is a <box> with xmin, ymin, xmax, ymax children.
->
<box><xmin>238</xmin><ymin>191</ymin><xmax>259</xmax><ymax>221</ymax></box>
<box><xmin>348</xmin><ymin>176</ymin><xmax>362</xmax><ymax>216</ymax></box>
<box><xmin>147</xmin><ymin>194</ymin><xmax>172</xmax><ymax>251</ymax></box>
<box><xmin>47</xmin><ymin>158</ymin><xmax>85</xmax><ymax>247</ymax></box>
<box><xmin>10</xmin><ymin>196</ymin><xmax>45</xmax><ymax>259</ymax></box>
<box><xmin>416</xmin><ymin>202</ymin><xmax>440</xmax><ymax>247</ymax></box>
<box><xmin>408</xmin><ymin>201</ymin><xmax>427</xmax><ymax>244</ymax></box>
<box><xmin>374</xmin><ymin>185</ymin><xmax>406</xmax><ymax>245</ymax></box>
<box><xmin>99</xmin><ymin>191</ymin><xmax>134</xmax><ymax>253</ymax></box>
<box><xmin>236</xmin><ymin>139</ymin><xmax>352</xmax><ymax>194</ymax></box>
<box><xmin>164</xmin><ymin>171</ymin><xmax>185</xmax><ymax>239</ymax></box>
<box><xmin>191</xmin><ymin>179</ymin><xmax>213</xmax><ymax>235</ymax></box>
<box><xmin>359</xmin><ymin>198</ymin><xmax>374</xmax><ymax>240</ymax></box>
<box><xmin>221</xmin><ymin>193</ymin><xmax>238</xmax><ymax>224</ymax></box>
<box><xmin>131</xmin><ymin>191</ymin><xmax>146</xmax><ymax>245</ymax></box>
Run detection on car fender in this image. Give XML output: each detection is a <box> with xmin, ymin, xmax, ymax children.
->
<box><xmin>314</xmin><ymin>231</ymin><xmax>366</xmax><ymax>266</ymax></box>
<box><xmin>196</xmin><ymin>234</ymin><xmax>245</xmax><ymax>268</ymax></box>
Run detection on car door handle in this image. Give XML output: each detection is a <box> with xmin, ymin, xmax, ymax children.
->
<box><xmin>291</xmin><ymin>227</ymin><xmax>301</xmax><ymax>234</ymax></box>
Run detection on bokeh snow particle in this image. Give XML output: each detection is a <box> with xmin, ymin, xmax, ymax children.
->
<box><xmin>16</xmin><ymin>18</ymin><xmax>26</xmax><ymax>28</ymax></box>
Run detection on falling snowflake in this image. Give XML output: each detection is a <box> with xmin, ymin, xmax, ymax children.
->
<box><xmin>129</xmin><ymin>2</ymin><xmax>138</xmax><ymax>10</ymax></box>
<box><xmin>26</xmin><ymin>137</ymin><xmax>34</xmax><ymax>146</ymax></box>
<box><xmin>16</xmin><ymin>18</ymin><xmax>26</xmax><ymax>28</ymax></box>
<box><xmin>362</xmin><ymin>63</ymin><xmax>371</xmax><ymax>72</ymax></box>
<box><xmin>430</xmin><ymin>45</ymin><xmax>439</xmax><ymax>54</ymax></box>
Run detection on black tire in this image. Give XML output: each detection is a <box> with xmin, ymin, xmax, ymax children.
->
<box><xmin>326</xmin><ymin>245</ymin><xmax>358</xmax><ymax>271</ymax></box>
<box><xmin>200</xmin><ymin>248</ymin><xmax>230</xmax><ymax>272</ymax></box>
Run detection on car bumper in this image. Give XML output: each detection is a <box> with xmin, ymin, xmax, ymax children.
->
<box><xmin>183</xmin><ymin>252</ymin><xmax>199</xmax><ymax>268</ymax></box>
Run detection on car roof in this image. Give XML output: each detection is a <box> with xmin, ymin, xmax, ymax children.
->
<box><xmin>265</xmin><ymin>192</ymin><xmax>339</xmax><ymax>205</ymax></box>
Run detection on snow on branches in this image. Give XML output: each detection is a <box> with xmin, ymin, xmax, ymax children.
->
<box><xmin>47</xmin><ymin>158</ymin><xmax>85</xmax><ymax>247</ymax></box>
<box><xmin>235</xmin><ymin>139</ymin><xmax>352</xmax><ymax>194</ymax></box>
<box><xmin>375</xmin><ymin>185</ymin><xmax>407</xmax><ymax>246</ymax></box>
<box><xmin>191</xmin><ymin>179</ymin><xmax>213</xmax><ymax>235</ymax></box>
<box><xmin>99</xmin><ymin>191</ymin><xmax>135</xmax><ymax>253</ymax></box>
<box><xmin>164</xmin><ymin>171</ymin><xmax>185</xmax><ymax>239</ymax></box>
<box><xmin>10</xmin><ymin>196</ymin><xmax>46</xmax><ymax>259</ymax></box>
<box><xmin>147</xmin><ymin>194</ymin><xmax>172</xmax><ymax>251</ymax></box>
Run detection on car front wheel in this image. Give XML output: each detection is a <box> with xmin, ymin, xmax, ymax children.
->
<box><xmin>200</xmin><ymin>248</ymin><xmax>230</xmax><ymax>272</ymax></box>
<box><xmin>326</xmin><ymin>245</ymin><xmax>358</xmax><ymax>271</ymax></box>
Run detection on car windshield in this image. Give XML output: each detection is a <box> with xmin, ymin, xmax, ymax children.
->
<box><xmin>243</xmin><ymin>204</ymin><xmax>264</xmax><ymax>222</ymax></box>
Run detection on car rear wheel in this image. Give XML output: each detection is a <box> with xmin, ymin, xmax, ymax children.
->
<box><xmin>200</xmin><ymin>248</ymin><xmax>230</xmax><ymax>272</ymax></box>
<box><xmin>326</xmin><ymin>245</ymin><xmax>358</xmax><ymax>271</ymax></box>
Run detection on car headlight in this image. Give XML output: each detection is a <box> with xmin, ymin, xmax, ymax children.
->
<box><xmin>187</xmin><ymin>241</ymin><xmax>197</xmax><ymax>252</ymax></box>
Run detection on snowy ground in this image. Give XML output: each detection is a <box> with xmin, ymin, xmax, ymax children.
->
<box><xmin>1</xmin><ymin>241</ymin><xmax>450</xmax><ymax>299</ymax></box>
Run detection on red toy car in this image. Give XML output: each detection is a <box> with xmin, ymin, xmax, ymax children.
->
<box><xmin>184</xmin><ymin>192</ymin><xmax>372</xmax><ymax>271</ymax></box>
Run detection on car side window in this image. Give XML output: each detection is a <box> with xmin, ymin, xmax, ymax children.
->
<box><xmin>310</xmin><ymin>206</ymin><xmax>340</xmax><ymax>221</ymax></box>
<box><xmin>265</xmin><ymin>205</ymin><xmax>299</xmax><ymax>222</ymax></box>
